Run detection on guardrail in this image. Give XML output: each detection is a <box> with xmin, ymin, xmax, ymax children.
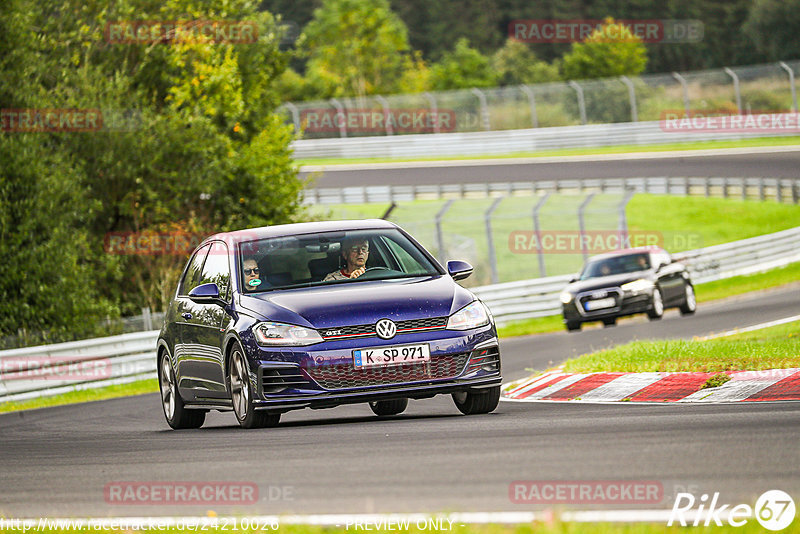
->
<box><xmin>472</xmin><ymin>226</ymin><xmax>800</xmax><ymax>323</ymax></box>
<box><xmin>291</xmin><ymin>117</ymin><xmax>799</xmax><ymax>160</ymax></box>
<box><xmin>0</xmin><ymin>331</ymin><xmax>158</xmax><ymax>403</ymax></box>
<box><xmin>304</xmin><ymin>176</ymin><xmax>800</xmax><ymax>205</ymax></box>
<box><xmin>1</xmin><ymin>226</ymin><xmax>798</xmax><ymax>402</ymax></box>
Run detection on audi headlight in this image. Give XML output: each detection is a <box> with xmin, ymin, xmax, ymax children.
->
<box><xmin>621</xmin><ymin>279</ymin><xmax>654</xmax><ymax>293</ymax></box>
<box><xmin>253</xmin><ymin>322</ymin><xmax>323</xmax><ymax>346</ymax></box>
<box><xmin>560</xmin><ymin>291</ymin><xmax>573</xmax><ymax>304</ymax></box>
<box><xmin>447</xmin><ymin>301</ymin><xmax>490</xmax><ymax>331</ymax></box>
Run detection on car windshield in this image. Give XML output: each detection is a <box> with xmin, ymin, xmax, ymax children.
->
<box><xmin>580</xmin><ymin>252</ymin><xmax>651</xmax><ymax>280</ymax></box>
<box><xmin>238</xmin><ymin>228</ymin><xmax>441</xmax><ymax>292</ymax></box>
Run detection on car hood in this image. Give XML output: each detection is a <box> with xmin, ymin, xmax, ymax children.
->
<box><xmin>565</xmin><ymin>271</ymin><xmax>654</xmax><ymax>294</ymax></box>
<box><xmin>237</xmin><ymin>275</ymin><xmax>475</xmax><ymax>329</ymax></box>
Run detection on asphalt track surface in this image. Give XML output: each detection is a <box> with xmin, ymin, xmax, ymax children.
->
<box><xmin>300</xmin><ymin>147</ymin><xmax>800</xmax><ymax>188</ymax></box>
<box><xmin>1</xmin><ymin>288</ymin><xmax>798</xmax><ymax>518</ymax></box>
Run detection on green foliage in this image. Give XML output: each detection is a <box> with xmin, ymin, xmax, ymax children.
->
<box><xmin>743</xmin><ymin>0</ymin><xmax>800</xmax><ymax>61</ymax></box>
<box><xmin>492</xmin><ymin>39</ymin><xmax>561</xmax><ymax>86</ymax></box>
<box><xmin>300</xmin><ymin>0</ymin><xmax>414</xmax><ymax>98</ymax></box>
<box><xmin>429</xmin><ymin>38</ymin><xmax>497</xmax><ymax>91</ymax></box>
<box><xmin>561</xmin><ymin>18</ymin><xmax>648</xmax><ymax>80</ymax></box>
<box><xmin>0</xmin><ymin>0</ymin><xmax>306</xmax><ymax>341</ymax></box>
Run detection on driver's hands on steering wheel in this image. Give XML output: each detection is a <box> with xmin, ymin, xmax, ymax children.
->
<box><xmin>350</xmin><ymin>267</ymin><xmax>366</xmax><ymax>279</ymax></box>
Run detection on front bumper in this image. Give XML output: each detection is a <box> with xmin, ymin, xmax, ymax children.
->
<box><xmin>249</xmin><ymin>330</ymin><xmax>501</xmax><ymax>412</ymax></box>
<box><xmin>562</xmin><ymin>289</ymin><xmax>653</xmax><ymax>323</ymax></box>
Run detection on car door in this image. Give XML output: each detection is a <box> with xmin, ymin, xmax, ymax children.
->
<box><xmin>174</xmin><ymin>243</ymin><xmax>211</xmax><ymax>400</ymax></box>
<box><xmin>180</xmin><ymin>241</ymin><xmax>233</xmax><ymax>400</ymax></box>
<box><xmin>653</xmin><ymin>251</ymin><xmax>684</xmax><ymax>305</ymax></box>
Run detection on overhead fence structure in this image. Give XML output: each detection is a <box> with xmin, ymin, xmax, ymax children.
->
<box><xmin>2</xmin><ymin>225</ymin><xmax>798</xmax><ymax>403</ymax></box>
<box><xmin>281</xmin><ymin>61</ymin><xmax>800</xmax><ymax>159</ymax></box>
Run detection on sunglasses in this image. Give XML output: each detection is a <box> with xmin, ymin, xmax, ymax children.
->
<box><xmin>243</xmin><ymin>268</ymin><xmax>260</xmax><ymax>275</ymax></box>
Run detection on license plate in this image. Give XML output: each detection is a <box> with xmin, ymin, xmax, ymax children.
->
<box><xmin>353</xmin><ymin>344</ymin><xmax>430</xmax><ymax>369</ymax></box>
<box><xmin>585</xmin><ymin>297</ymin><xmax>615</xmax><ymax>311</ymax></box>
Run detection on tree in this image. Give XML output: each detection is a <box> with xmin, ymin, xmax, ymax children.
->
<box><xmin>0</xmin><ymin>0</ymin><xmax>307</xmax><ymax>338</ymax></box>
<box><xmin>561</xmin><ymin>18</ymin><xmax>648</xmax><ymax>80</ymax></box>
<box><xmin>492</xmin><ymin>39</ymin><xmax>561</xmax><ymax>86</ymax></box>
<box><xmin>743</xmin><ymin>0</ymin><xmax>800</xmax><ymax>61</ymax></box>
<box><xmin>300</xmin><ymin>0</ymin><xmax>414</xmax><ymax>98</ymax></box>
<box><xmin>429</xmin><ymin>38</ymin><xmax>497</xmax><ymax>91</ymax></box>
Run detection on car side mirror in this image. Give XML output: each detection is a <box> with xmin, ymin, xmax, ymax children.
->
<box><xmin>188</xmin><ymin>282</ymin><xmax>222</xmax><ymax>305</ymax></box>
<box><xmin>447</xmin><ymin>260</ymin><xmax>473</xmax><ymax>281</ymax></box>
<box><xmin>569</xmin><ymin>276</ymin><xmax>578</xmax><ymax>283</ymax></box>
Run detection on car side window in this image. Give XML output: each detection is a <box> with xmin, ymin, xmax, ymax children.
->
<box><xmin>179</xmin><ymin>244</ymin><xmax>211</xmax><ymax>295</ymax></box>
<box><xmin>198</xmin><ymin>241</ymin><xmax>231</xmax><ymax>300</ymax></box>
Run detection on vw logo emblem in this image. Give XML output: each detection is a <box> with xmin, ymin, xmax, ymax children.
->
<box><xmin>375</xmin><ymin>319</ymin><xmax>397</xmax><ymax>340</ymax></box>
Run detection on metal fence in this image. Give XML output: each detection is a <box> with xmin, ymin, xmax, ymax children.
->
<box><xmin>280</xmin><ymin>61</ymin><xmax>800</xmax><ymax>139</ymax></box>
<box><xmin>305</xmin><ymin>176</ymin><xmax>800</xmax><ymax>205</ymax></box>
<box><xmin>2</xmin><ymin>225</ymin><xmax>798</xmax><ymax>403</ymax></box>
<box><xmin>308</xmin><ymin>177</ymin><xmax>800</xmax><ymax>286</ymax></box>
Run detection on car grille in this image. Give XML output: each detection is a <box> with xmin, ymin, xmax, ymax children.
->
<box><xmin>319</xmin><ymin>317</ymin><xmax>448</xmax><ymax>341</ymax></box>
<box><xmin>306</xmin><ymin>352</ymin><xmax>470</xmax><ymax>390</ymax></box>
<box><xmin>577</xmin><ymin>288</ymin><xmax>622</xmax><ymax>315</ymax></box>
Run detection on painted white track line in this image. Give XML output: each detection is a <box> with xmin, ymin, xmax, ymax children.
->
<box><xmin>698</xmin><ymin>314</ymin><xmax>800</xmax><ymax>340</ymax></box>
<box><xmin>300</xmin><ymin>145</ymin><xmax>800</xmax><ymax>172</ymax></box>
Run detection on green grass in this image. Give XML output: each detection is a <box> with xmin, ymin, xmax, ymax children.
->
<box><xmin>0</xmin><ymin>522</ymin><xmax>784</xmax><ymax>534</ymax></box>
<box><xmin>561</xmin><ymin>321</ymin><xmax>800</xmax><ymax>373</ymax></box>
<box><xmin>496</xmin><ymin>262</ymin><xmax>800</xmax><ymax>338</ymax></box>
<box><xmin>296</xmin><ymin>135</ymin><xmax>800</xmax><ymax>166</ymax></box>
<box><xmin>0</xmin><ymin>379</ymin><xmax>158</xmax><ymax>414</ymax></box>
<box><xmin>696</xmin><ymin>261</ymin><xmax>800</xmax><ymax>303</ymax></box>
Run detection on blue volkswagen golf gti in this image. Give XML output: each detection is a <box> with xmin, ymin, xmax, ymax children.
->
<box><xmin>157</xmin><ymin>220</ymin><xmax>502</xmax><ymax>429</ymax></box>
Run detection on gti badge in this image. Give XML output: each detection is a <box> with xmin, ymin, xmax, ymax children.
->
<box><xmin>375</xmin><ymin>319</ymin><xmax>397</xmax><ymax>340</ymax></box>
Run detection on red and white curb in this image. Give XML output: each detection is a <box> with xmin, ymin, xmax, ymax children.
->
<box><xmin>502</xmin><ymin>368</ymin><xmax>800</xmax><ymax>403</ymax></box>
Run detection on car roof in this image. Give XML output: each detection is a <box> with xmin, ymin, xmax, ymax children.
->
<box><xmin>200</xmin><ymin>219</ymin><xmax>399</xmax><ymax>247</ymax></box>
<box><xmin>586</xmin><ymin>246</ymin><xmax>666</xmax><ymax>262</ymax></box>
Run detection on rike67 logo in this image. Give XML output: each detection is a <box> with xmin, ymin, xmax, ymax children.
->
<box><xmin>669</xmin><ymin>490</ymin><xmax>795</xmax><ymax>531</ymax></box>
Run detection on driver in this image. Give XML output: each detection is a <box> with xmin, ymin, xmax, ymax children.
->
<box><xmin>324</xmin><ymin>237</ymin><xmax>369</xmax><ymax>281</ymax></box>
<box><xmin>242</xmin><ymin>257</ymin><xmax>262</xmax><ymax>290</ymax></box>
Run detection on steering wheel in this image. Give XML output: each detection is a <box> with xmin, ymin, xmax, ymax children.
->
<box><xmin>357</xmin><ymin>266</ymin><xmax>391</xmax><ymax>278</ymax></box>
<box><xmin>363</xmin><ymin>267</ymin><xmax>390</xmax><ymax>273</ymax></box>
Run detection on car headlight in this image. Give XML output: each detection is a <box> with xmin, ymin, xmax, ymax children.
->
<box><xmin>447</xmin><ymin>301</ymin><xmax>490</xmax><ymax>331</ymax></box>
<box><xmin>621</xmin><ymin>279</ymin><xmax>654</xmax><ymax>293</ymax></box>
<box><xmin>559</xmin><ymin>291</ymin><xmax>573</xmax><ymax>304</ymax></box>
<box><xmin>253</xmin><ymin>322</ymin><xmax>323</xmax><ymax>346</ymax></box>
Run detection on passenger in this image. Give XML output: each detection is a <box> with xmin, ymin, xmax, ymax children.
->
<box><xmin>242</xmin><ymin>258</ymin><xmax>262</xmax><ymax>290</ymax></box>
<box><xmin>324</xmin><ymin>238</ymin><xmax>369</xmax><ymax>281</ymax></box>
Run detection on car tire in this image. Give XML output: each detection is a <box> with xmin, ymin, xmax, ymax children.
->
<box><xmin>602</xmin><ymin>318</ymin><xmax>616</xmax><ymax>327</ymax></box>
<box><xmin>647</xmin><ymin>288</ymin><xmax>664</xmax><ymax>320</ymax></box>
<box><xmin>566</xmin><ymin>320</ymin><xmax>582</xmax><ymax>332</ymax></box>
<box><xmin>679</xmin><ymin>284</ymin><xmax>697</xmax><ymax>315</ymax></box>
<box><xmin>159</xmin><ymin>352</ymin><xmax>205</xmax><ymax>430</ymax></box>
<box><xmin>452</xmin><ymin>386</ymin><xmax>501</xmax><ymax>415</ymax></box>
<box><xmin>229</xmin><ymin>345</ymin><xmax>281</xmax><ymax>429</ymax></box>
<box><xmin>369</xmin><ymin>398</ymin><xmax>408</xmax><ymax>416</ymax></box>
